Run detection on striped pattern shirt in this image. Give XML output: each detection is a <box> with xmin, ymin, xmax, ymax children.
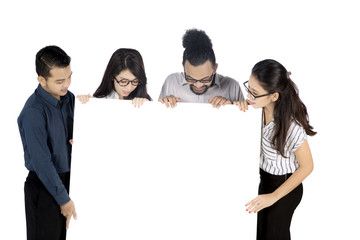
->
<box><xmin>260</xmin><ymin>119</ymin><xmax>307</xmax><ymax>175</ymax></box>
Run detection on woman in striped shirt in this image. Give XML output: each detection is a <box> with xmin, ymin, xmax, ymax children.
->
<box><xmin>235</xmin><ymin>59</ymin><xmax>316</xmax><ymax>240</ymax></box>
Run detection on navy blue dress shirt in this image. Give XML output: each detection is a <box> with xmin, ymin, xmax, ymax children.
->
<box><xmin>18</xmin><ymin>84</ymin><xmax>75</xmax><ymax>205</ymax></box>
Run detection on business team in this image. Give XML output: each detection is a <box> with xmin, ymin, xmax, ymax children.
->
<box><xmin>18</xmin><ymin>29</ymin><xmax>315</xmax><ymax>240</ymax></box>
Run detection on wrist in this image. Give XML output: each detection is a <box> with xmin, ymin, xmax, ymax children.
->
<box><xmin>271</xmin><ymin>191</ymin><xmax>282</xmax><ymax>202</ymax></box>
<box><xmin>61</xmin><ymin>199</ymin><xmax>72</xmax><ymax>207</ymax></box>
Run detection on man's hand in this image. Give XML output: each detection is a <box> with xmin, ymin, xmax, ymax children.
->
<box><xmin>209</xmin><ymin>96</ymin><xmax>231</xmax><ymax>108</ymax></box>
<box><xmin>158</xmin><ymin>95</ymin><xmax>181</xmax><ymax>108</ymax></box>
<box><xmin>60</xmin><ymin>200</ymin><xmax>77</xmax><ymax>229</ymax></box>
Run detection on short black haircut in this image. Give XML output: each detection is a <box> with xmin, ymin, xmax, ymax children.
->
<box><xmin>36</xmin><ymin>45</ymin><xmax>71</xmax><ymax>79</ymax></box>
<box><xmin>182</xmin><ymin>29</ymin><xmax>216</xmax><ymax>68</ymax></box>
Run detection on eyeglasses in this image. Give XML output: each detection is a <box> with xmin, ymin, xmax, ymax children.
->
<box><xmin>243</xmin><ymin>81</ymin><xmax>273</xmax><ymax>100</ymax></box>
<box><xmin>114</xmin><ymin>77</ymin><xmax>140</xmax><ymax>87</ymax></box>
<box><xmin>184</xmin><ymin>72</ymin><xmax>215</xmax><ymax>84</ymax></box>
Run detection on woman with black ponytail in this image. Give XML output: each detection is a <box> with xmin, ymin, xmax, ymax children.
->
<box><xmin>234</xmin><ymin>59</ymin><xmax>316</xmax><ymax>240</ymax></box>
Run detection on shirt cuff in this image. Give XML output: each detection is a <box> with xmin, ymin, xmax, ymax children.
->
<box><xmin>54</xmin><ymin>189</ymin><xmax>71</xmax><ymax>206</ymax></box>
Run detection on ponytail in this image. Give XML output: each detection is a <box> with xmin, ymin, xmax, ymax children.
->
<box><xmin>252</xmin><ymin>59</ymin><xmax>316</xmax><ymax>157</ymax></box>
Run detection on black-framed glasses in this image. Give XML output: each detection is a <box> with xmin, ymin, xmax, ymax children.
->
<box><xmin>184</xmin><ymin>72</ymin><xmax>215</xmax><ymax>84</ymax></box>
<box><xmin>114</xmin><ymin>77</ymin><xmax>140</xmax><ymax>87</ymax></box>
<box><xmin>243</xmin><ymin>81</ymin><xmax>273</xmax><ymax>100</ymax></box>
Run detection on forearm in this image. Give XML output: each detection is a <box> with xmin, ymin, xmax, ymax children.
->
<box><xmin>23</xmin><ymin>109</ymin><xmax>70</xmax><ymax>205</ymax></box>
<box><xmin>34</xmin><ymin>162</ymin><xmax>71</xmax><ymax>205</ymax></box>
<box><xmin>272</xmin><ymin>165</ymin><xmax>313</xmax><ymax>201</ymax></box>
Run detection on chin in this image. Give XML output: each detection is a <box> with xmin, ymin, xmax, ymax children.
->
<box><xmin>250</xmin><ymin>104</ymin><xmax>260</xmax><ymax>109</ymax></box>
<box><xmin>190</xmin><ymin>86</ymin><xmax>208</xmax><ymax>95</ymax></box>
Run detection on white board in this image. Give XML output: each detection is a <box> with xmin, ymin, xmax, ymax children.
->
<box><xmin>69</xmin><ymin>99</ymin><xmax>261</xmax><ymax>239</ymax></box>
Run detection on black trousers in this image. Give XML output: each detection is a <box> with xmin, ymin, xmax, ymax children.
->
<box><xmin>24</xmin><ymin>171</ymin><xmax>70</xmax><ymax>240</ymax></box>
<box><xmin>257</xmin><ymin>169</ymin><xmax>303</xmax><ymax>240</ymax></box>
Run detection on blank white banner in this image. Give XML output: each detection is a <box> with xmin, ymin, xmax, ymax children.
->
<box><xmin>69</xmin><ymin>99</ymin><xmax>261</xmax><ymax>239</ymax></box>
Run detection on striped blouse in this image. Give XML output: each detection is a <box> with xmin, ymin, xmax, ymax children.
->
<box><xmin>260</xmin><ymin>119</ymin><xmax>307</xmax><ymax>175</ymax></box>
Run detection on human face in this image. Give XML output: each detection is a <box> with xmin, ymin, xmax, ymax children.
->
<box><xmin>184</xmin><ymin>60</ymin><xmax>217</xmax><ymax>95</ymax></box>
<box><xmin>38</xmin><ymin>66</ymin><xmax>72</xmax><ymax>100</ymax></box>
<box><xmin>246</xmin><ymin>74</ymin><xmax>278</xmax><ymax>109</ymax></box>
<box><xmin>113</xmin><ymin>69</ymin><xmax>138</xmax><ymax>99</ymax></box>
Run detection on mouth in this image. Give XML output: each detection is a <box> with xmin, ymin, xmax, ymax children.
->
<box><xmin>249</xmin><ymin>101</ymin><xmax>255</xmax><ymax>105</ymax></box>
<box><xmin>61</xmin><ymin>89</ymin><xmax>68</xmax><ymax>94</ymax></box>
<box><xmin>192</xmin><ymin>86</ymin><xmax>206</xmax><ymax>93</ymax></box>
<box><xmin>122</xmin><ymin>90</ymin><xmax>131</xmax><ymax>96</ymax></box>
<box><xmin>190</xmin><ymin>84</ymin><xmax>209</xmax><ymax>95</ymax></box>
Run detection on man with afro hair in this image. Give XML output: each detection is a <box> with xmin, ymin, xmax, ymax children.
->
<box><xmin>159</xmin><ymin>29</ymin><xmax>244</xmax><ymax>108</ymax></box>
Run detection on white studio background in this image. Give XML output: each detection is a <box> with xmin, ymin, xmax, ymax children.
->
<box><xmin>0</xmin><ymin>0</ymin><xmax>359</xmax><ymax>239</ymax></box>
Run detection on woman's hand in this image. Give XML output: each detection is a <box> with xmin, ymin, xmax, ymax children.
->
<box><xmin>77</xmin><ymin>94</ymin><xmax>92</xmax><ymax>104</ymax></box>
<box><xmin>233</xmin><ymin>100</ymin><xmax>249</xmax><ymax>112</ymax></box>
<box><xmin>132</xmin><ymin>97</ymin><xmax>149</xmax><ymax>108</ymax></box>
<box><xmin>246</xmin><ymin>141</ymin><xmax>314</xmax><ymax>214</ymax></box>
<box><xmin>245</xmin><ymin>193</ymin><xmax>278</xmax><ymax>213</ymax></box>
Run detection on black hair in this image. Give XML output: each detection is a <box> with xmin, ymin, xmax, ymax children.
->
<box><xmin>182</xmin><ymin>29</ymin><xmax>216</xmax><ymax>68</ymax></box>
<box><xmin>252</xmin><ymin>59</ymin><xmax>316</xmax><ymax>157</ymax></box>
<box><xmin>93</xmin><ymin>48</ymin><xmax>152</xmax><ymax>101</ymax></box>
<box><xmin>36</xmin><ymin>45</ymin><xmax>71</xmax><ymax>79</ymax></box>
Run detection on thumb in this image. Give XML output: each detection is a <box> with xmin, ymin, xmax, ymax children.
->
<box><xmin>73</xmin><ymin>209</ymin><xmax>77</xmax><ymax>220</ymax></box>
<box><xmin>66</xmin><ymin>216</ymin><xmax>71</xmax><ymax>230</ymax></box>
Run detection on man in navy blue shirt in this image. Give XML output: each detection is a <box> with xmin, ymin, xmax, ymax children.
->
<box><xmin>18</xmin><ymin>45</ymin><xmax>77</xmax><ymax>240</ymax></box>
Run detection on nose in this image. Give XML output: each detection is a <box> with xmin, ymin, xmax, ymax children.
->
<box><xmin>64</xmin><ymin>78</ymin><xmax>71</xmax><ymax>88</ymax></box>
<box><xmin>247</xmin><ymin>92</ymin><xmax>255</xmax><ymax>100</ymax></box>
<box><xmin>123</xmin><ymin>83</ymin><xmax>133</xmax><ymax>91</ymax></box>
<box><xmin>194</xmin><ymin>81</ymin><xmax>204</xmax><ymax>88</ymax></box>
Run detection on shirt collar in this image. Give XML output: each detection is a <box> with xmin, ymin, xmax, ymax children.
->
<box><xmin>36</xmin><ymin>84</ymin><xmax>69</xmax><ymax>107</ymax></box>
<box><xmin>107</xmin><ymin>90</ymin><xmax>120</xmax><ymax>99</ymax></box>
<box><xmin>180</xmin><ymin>72</ymin><xmax>221</xmax><ymax>88</ymax></box>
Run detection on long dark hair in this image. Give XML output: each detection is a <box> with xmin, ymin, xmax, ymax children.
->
<box><xmin>93</xmin><ymin>48</ymin><xmax>152</xmax><ymax>100</ymax></box>
<box><xmin>252</xmin><ymin>59</ymin><xmax>316</xmax><ymax>157</ymax></box>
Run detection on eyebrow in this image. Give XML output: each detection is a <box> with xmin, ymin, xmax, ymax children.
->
<box><xmin>55</xmin><ymin>71</ymin><xmax>73</xmax><ymax>82</ymax></box>
<box><xmin>248</xmin><ymin>83</ymin><xmax>259</xmax><ymax>94</ymax></box>
<box><xmin>117</xmin><ymin>77</ymin><xmax>138</xmax><ymax>81</ymax></box>
<box><xmin>250</xmin><ymin>87</ymin><xmax>259</xmax><ymax>94</ymax></box>
<box><xmin>186</xmin><ymin>74</ymin><xmax>212</xmax><ymax>80</ymax></box>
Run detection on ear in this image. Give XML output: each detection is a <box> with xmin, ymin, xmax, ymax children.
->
<box><xmin>271</xmin><ymin>92</ymin><xmax>279</xmax><ymax>102</ymax></box>
<box><xmin>214</xmin><ymin>63</ymin><xmax>218</xmax><ymax>72</ymax></box>
<box><xmin>38</xmin><ymin>76</ymin><xmax>47</xmax><ymax>87</ymax></box>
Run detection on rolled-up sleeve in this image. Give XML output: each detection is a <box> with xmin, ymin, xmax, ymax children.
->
<box><xmin>159</xmin><ymin>75</ymin><xmax>172</xmax><ymax>99</ymax></box>
<box><xmin>233</xmin><ymin>81</ymin><xmax>245</xmax><ymax>102</ymax></box>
